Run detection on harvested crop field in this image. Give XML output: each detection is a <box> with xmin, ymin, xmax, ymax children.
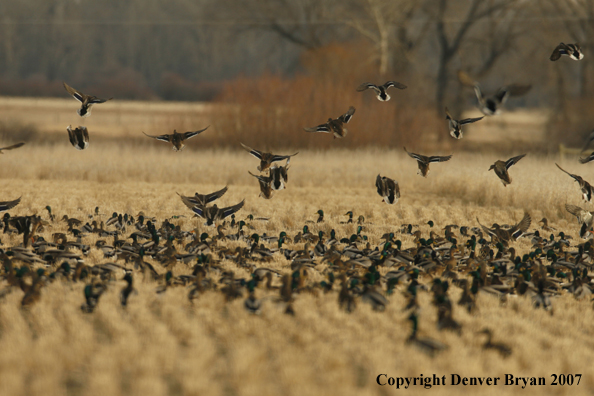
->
<box><xmin>0</xmin><ymin>139</ymin><xmax>593</xmax><ymax>396</ymax></box>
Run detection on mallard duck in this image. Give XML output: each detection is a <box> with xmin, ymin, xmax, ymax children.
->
<box><xmin>192</xmin><ymin>200</ymin><xmax>245</xmax><ymax>226</ymax></box>
<box><xmin>270</xmin><ymin>162</ymin><xmax>289</xmax><ymax>190</ymax></box>
<box><xmin>316</xmin><ymin>210</ymin><xmax>324</xmax><ymax>223</ymax></box>
<box><xmin>177</xmin><ymin>186</ymin><xmax>228</xmax><ymax>209</ymax></box>
<box><xmin>66</xmin><ymin>125</ymin><xmax>89</xmax><ymax>150</ymax></box>
<box><xmin>143</xmin><ymin>127</ymin><xmax>209</xmax><ymax>151</ymax></box>
<box><xmin>63</xmin><ymin>81</ymin><xmax>112</xmax><ymax>117</ymax></box>
<box><xmin>356</xmin><ymin>81</ymin><xmax>406</xmax><ymax>101</ymax></box>
<box><xmin>477</xmin><ymin>212</ymin><xmax>531</xmax><ymax>243</ymax></box>
<box><xmin>248</xmin><ymin>171</ymin><xmax>273</xmax><ymax>199</ymax></box>
<box><xmin>406</xmin><ymin>313</ymin><xmax>448</xmax><ymax>356</ymax></box>
<box><xmin>120</xmin><ymin>272</ymin><xmax>135</xmax><ymax>307</ymax></box>
<box><xmin>0</xmin><ymin>197</ymin><xmax>20</xmax><ymax>212</ymax></box>
<box><xmin>579</xmin><ymin>152</ymin><xmax>594</xmax><ymax>164</ymax></box>
<box><xmin>375</xmin><ymin>175</ymin><xmax>400</xmax><ymax>204</ymax></box>
<box><xmin>304</xmin><ymin>106</ymin><xmax>355</xmax><ymax>139</ymax></box>
<box><xmin>445</xmin><ymin>107</ymin><xmax>483</xmax><ymax>139</ymax></box>
<box><xmin>478</xmin><ymin>328</ymin><xmax>512</xmax><ymax>357</ymax></box>
<box><xmin>473</xmin><ymin>83</ymin><xmax>531</xmax><ymax>116</ymax></box>
<box><xmin>404</xmin><ymin>147</ymin><xmax>452</xmax><ymax>177</ymax></box>
<box><xmin>0</xmin><ymin>142</ymin><xmax>25</xmax><ymax>154</ymax></box>
<box><xmin>565</xmin><ymin>204</ymin><xmax>594</xmax><ymax>238</ymax></box>
<box><xmin>240</xmin><ymin>143</ymin><xmax>298</xmax><ymax>172</ymax></box>
<box><xmin>550</xmin><ymin>43</ymin><xmax>583</xmax><ymax>61</ymax></box>
<box><xmin>489</xmin><ymin>154</ymin><xmax>526</xmax><ymax>186</ymax></box>
<box><xmin>556</xmin><ymin>163</ymin><xmax>594</xmax><ymax>202</ymax></box>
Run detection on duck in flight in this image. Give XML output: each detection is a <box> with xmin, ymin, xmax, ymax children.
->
<box><xmin>404</xmin><ymin>147</ymin><xmax>452</xmax><ymax>177</ymax></box>
<box><xmin>143</xmin><ymin>127</ymin><xmax>209</xmax><ymax>151</ymax></box>
<box><xmin>550</xmin><ymin>43</ymin><xmax>584</xmax><ymax>61</ymax></box>
<box><xmin>63</xmin><ymin>82</ymin><xmax>112</xmax><ymax>117</ymax></box>
<box><xmin>67</xmin><ymin>125</ymin><xmax>89</xmax><ymax>150</ymax></box>
<box><xmin>445</xmin><ymin>107</ymin><xmax>483</xmax><ymax>139</ymax></box>
<box><xmin>304</xmin><ymin>107</ymin><xmax>356</xmax><ymax>139</ymax></box>
<box><xmin>356</xmin><ymin>81</ymin><xmax>407</xmax><ymax>101</ymax></box>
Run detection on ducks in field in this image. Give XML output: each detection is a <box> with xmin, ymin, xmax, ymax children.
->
<box><xmin>404</xmin><ymin>147</ymin><xmax>452</xmax><ymax>177</ymax></box>
<box><xmin>550</xmin><ymin>43</ymin><xmax>584</xmax><ymax>61</ymax></box>
<box><xmin>356</xmin><ymin>81</ymin><xmax>407</xmax><ymax>101</ymax></box>
<box><xmin>66</xmin><ymin>125</ymin><xmax>90</xmax><ymax>150</ymax></box>
<box><xmin>0</xmin><ymin>142</ymin><xmax>25</xmax><ymax>154</ymax></box>
<box><xmin>63</xmin><ymin>81</ymin><xmax>113</xmax><ymax>117</ymax></box>
<box><xmin>445</xmin><ymin>107</ymin><xmax>483</xmax><ymax>139</ymax></box>
<box><xmin>375</xmin><ymin>175</ymin><xmax>400</xmax><ymax>204</ymax></box>
<box><xmin>304</xmin><ymin>106</ymin><xmax>355</xmax><ymax>139</ymax></box>
<box><xmin>143</xmin><ymin>127</ymin><xmax>209</xmax><ymax>151</ymax></box>
<box><xmin>489</xmin><ymin>154</ymin><xmax>526</xmax><ymax>186</ymax></box>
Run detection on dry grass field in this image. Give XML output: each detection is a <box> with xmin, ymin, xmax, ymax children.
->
<box><xmin>1</xmin><ymin>126</ymin><xmax>594</xmax><ymax>396</ymax></box>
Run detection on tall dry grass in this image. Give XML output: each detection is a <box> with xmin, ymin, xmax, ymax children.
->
<box><xmin>1</xmin><ymin>143</ymin><xmax>594</xmax><ymax>396</ymax></box>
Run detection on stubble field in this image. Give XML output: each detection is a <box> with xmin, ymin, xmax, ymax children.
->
<box><xmin>0</xmin><ymin>103</ymin><xmax>593</xmax><ymax>395</ymax></box>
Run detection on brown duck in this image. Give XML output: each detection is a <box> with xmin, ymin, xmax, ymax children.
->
<box><xmin>489</xmin><ymin>153</ymin><xmax>526</xmax><ymax>186</ymax></box>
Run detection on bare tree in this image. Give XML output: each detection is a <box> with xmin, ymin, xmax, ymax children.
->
<box><xmin>426</xmin><ymin>0</ymin><xmax>526</xmax><ymax>114</ymax></box>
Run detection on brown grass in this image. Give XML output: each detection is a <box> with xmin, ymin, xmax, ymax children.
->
<box><xmin>0</xmin><ymin>141</ymin><xmax>593</xmax><ymax>395</ymax></box>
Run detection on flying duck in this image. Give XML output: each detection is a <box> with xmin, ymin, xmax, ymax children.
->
<box><xmin>0</xmin><ymin>197</ymin><xmax>21</xmax><ymax>212</ymax></box>
<box><xmin>489</xmin><ymin>154</ymin><xmax>526</xmax><ymax>186</ymax></box>
<box><xmin>240</xmin><ymin>143</ymin><xmax>298</xmax><ymax>172</ymax></box>
<box><xmin>445</xmin><ymin>107</ymin><xmax>483</xmax><ymax>139</ymax></box>
<box><xmin>550</xmin><ymin>43</ymin><xmax>584</xmax><ymax>61</ymax></box>
<box><xmin>63</xmin><ymin>82</ymin><xmax>112</xmax><ymax>117</ymax></box>
<box><xmin>0</xmin><ymin>142</ymin><xmax>25</xmax><ymax>154</ymax></box>
<box><xmin>177</xmin><ymin>186</ymin><xmax>228</xmax><ymax>209</ymax></box>
<box><xmin>143</xmin><ymin>127</ymin><xmax>209</xmax><ymax>151</ymax></box>
<box><xmin>66</xmin><ymin>125</ymin><xmax>89</xmax><ymax>150</ymax></box>
<box><xmin>556</xmin><ymin>163</ymin><xmax>594</xmax><ymax>202</ymax></box>
<box><xmin>375</xmin><ymin>175</ymin><xmax>400</xmax><ymax>204</ymax></box>
<box><xmin>473</xmin><ymin>83</ymin><xmax>531</xmax><ymax>116</ymax></box>
<box><xmin>249</xmin><ymin>171</ymin><xmax>273</xmax><ymax>199</ymax></box>
<box><xmin>192</xmin><ymin>200</ymin><xmax>245</xmax><ymax>226</ymax></box>
<box><xmin>404</xmin><ymin>147</ymin><xmax>452</xmax><ymax>177</ymax></box>
<box><xmin>304</xmin><ymin>106</ymin><xmax>356</xmax><ymax>139</ymax></box>
<box><xmin>356</xmin><ymin>81</ymin><xmax>407</xmax><ymax>101</ymax></box>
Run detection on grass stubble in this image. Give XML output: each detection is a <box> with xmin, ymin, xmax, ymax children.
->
<box><xmin>0</xmin><ymin>142</ymin><xmax>593</xmax><ymax>396</ymax></box>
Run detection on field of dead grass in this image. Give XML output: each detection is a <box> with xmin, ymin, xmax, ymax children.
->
<box><xmin>1</xmin><ymin>141</ymin><xmax>594</xmax><ymax>396</ymax></box>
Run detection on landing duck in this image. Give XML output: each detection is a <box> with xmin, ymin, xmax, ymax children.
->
<box><xmin>404</xmin><ymin>147</ymin><xmax>452</xmax><ymax>177</ymax></box>
<box><xmin>375</xmin><ymin>175</ymin><xmax>400</xmax><ymax>204</ymax></box>
<box><xmin>240</xmin><ymin>143</ymin><xmax>298</xmax><ymax>172</ymax></box>
<box><xmin>445</xmin><ymin>107</ymin><xmax>483</xmax><ymax>139</ymax></box>
<box><xmin>356</xmin><ymin>81</ymin><xmax>407</xmax><ymax>101</ymax></box>
<box><xmin>63</xmin><ymin>81</ymin><xmax>112</xmax><ymax>117</ymax></box>
<box><xmin>489</xmin><ymin>154</ymin><xmax>526</xmax><ymax>186</ymax></box>
<box><xmin>304</xmin><ymin>106</ymin><xmax>355</xmax><ymax>139</ymax></box>
<box><xmin>143</xmin><ymin>126</ymin><xmax>209</xmax><ymax>151</ymax></box>
<box><xmin>66</xmin><ymin>125</ymin><xmax>89</xmax><ymax>150</ymax></box>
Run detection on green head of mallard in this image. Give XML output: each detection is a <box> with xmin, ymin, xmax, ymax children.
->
<box><xmin>303</xmin><ymin>225</ymin><xmax>309</xmax><ymax>234</ymax></box>
<box><xmin>427</xmin><ymin>220</ymin><xmax>434</xmax><ymax>228</ymax></box>
<box><xmin>395</xmin><ymin>240</ymin><xmax>402</xmax><ymax>250</ymax></box>
<box><xmin>238</xmin><ymin>220</ymin><xmax>246</xmax><ymax>230</ymax></box>
<box><xmin>165</xmin><ymin>271</ymin><xmax>173</xmax><ymax>283</ymax></box>
<box><xmin>251</xmin><ymin>233</ymin><xmax>260</xmax><ymax>243</ymax></box>
<box><xmin>246</xmin><ymin>214</ymin><xmax>254</xmax><ymax>221</ymax></box>
<box><xmin>317</xmin><ymin>209</ymin><xmax>324</xmax><ymax>216</ymax></box>
<box><xmin>383</xmin><ymin>241</ymin><xmax>391</xmax><ymax>251</ymax></box>
<box><xmin>330</xmin><ymin>229</ymin><xmax>336</xmax><ymax>239</ymax></box>
<box><xmin>36</xmin><ymin>268</ymin><xmax>46</xmax><ymax>278</ymax></box>
<box><xmin>278</xmin><ymin>237</ymin><xmax>285</xmax><ymax>248</ymax></box>
<box><xmin>356</xmin><ymin>226</ymin><xmax>363</xmax><ymax>235</ymax></box>
<box><xmin>124</xmin><ymin>273</ymin><xmax>133</xmax><ymax>284</ymax></box>
<box><xmin>345</xmin><ymin>211</ymin><xmax>353</xmax><ymax>218</ymax></box>
<box><xmin>45</xmin><ymin>205</ymin><xmax>52</xmax><ymax>213</ymax></box>
<box><xmin>16</xmin><ymin>266</ymin><xmax>29</xmax><ymax>277</ymax></box>
<box><xmin>200</xmin><ymin>233</ymin><xmax>209</xmax><ymax>242</ymax></box>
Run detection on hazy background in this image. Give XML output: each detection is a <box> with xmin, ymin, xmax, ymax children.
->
<box><xmin>0</xmin><ymin>0</ymin><xmax>593</xmax><ymax>151</ymax></box>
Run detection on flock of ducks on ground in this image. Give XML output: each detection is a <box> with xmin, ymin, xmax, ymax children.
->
<box><xmin>0</xmin><ymin>42</ymin><xmax>589</xmax><ymax>358</ymax></box>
